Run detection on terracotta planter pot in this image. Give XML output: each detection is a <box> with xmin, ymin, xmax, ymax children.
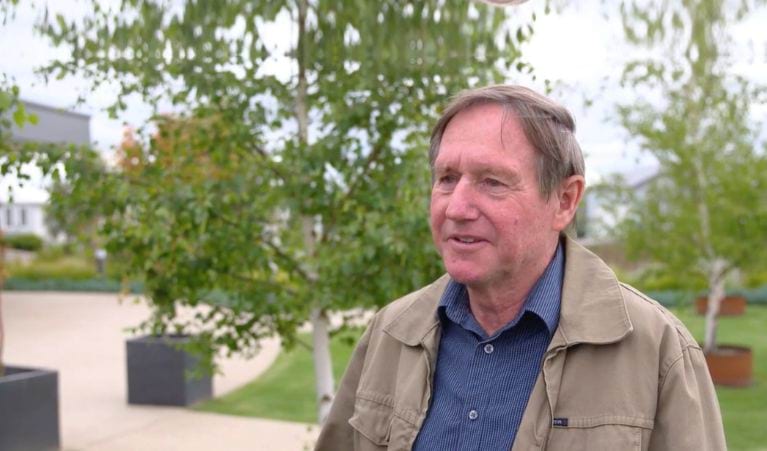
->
<box><xmin>704</xmin><ymin>345</ymin><xmax>753</xmax><ymax>387</ymax></box>
<box><xmin>695</xmin><ymin>295</ymin><xmax>746</xmax><ymax>316</ymax></box>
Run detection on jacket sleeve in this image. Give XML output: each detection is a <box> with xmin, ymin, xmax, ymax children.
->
<box><xmin>314</xmin><ymin>324</ymin><xmax>373</xmax><ymax>451</ymax></box>
<box><xmin>648</xmin><ymin>345</ymin><xmax>726</xmax><ymax>451</ymax></box>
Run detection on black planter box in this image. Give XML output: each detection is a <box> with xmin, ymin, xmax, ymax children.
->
<box><xmin>126</xmin><ymin>335</ymin><xmax>212</xmax><ymax>406</ymax></box>
<box><xmin>0</xmin><ymin>366</ymin><xmax>60</xmax><ymax>451</ymax></box>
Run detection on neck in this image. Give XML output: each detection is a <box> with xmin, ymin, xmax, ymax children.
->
<box><xmin>466</xmin><ymin>240</ymin><xmax>559</xmax><ymax>336</ymax></box>
<box><xmin>466</xmin><ymin>286</ymin><xmax>527</xmax><ymax>336</ymax></box>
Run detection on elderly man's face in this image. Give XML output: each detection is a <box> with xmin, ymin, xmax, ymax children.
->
<box><xmin>430</xmin><ymin>103</ymin><xmax>562</xmax><ymax>290</ymax></box>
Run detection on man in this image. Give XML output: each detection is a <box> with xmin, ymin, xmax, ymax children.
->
<box><xmin>315</xmin><ymin>85</ymin><xmax>725</xmax><ymax>451</ymax></box>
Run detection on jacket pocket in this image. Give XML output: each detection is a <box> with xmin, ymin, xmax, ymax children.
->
<box><xmin>545</xmin><ymin>415</ymin><xmax>654</xmax><ymax>451</ymax></box>
<box><xmin>348</xmin><ymin>391</ymin><xmax>422</xmax><ymax>451</ymax></box>
<box><xmin>349</xmin><ymin>392</ymin><xmax>394</xmax><ymax>449</ymax></box>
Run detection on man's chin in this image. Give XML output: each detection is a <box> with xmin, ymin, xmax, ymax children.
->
<box><xmin>445</xmin><ymin>269</ymin><xmax>485</xmax><ymax>286</ymax></box>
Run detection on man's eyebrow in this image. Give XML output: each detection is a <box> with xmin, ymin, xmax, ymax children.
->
<box><xmin>478</xmin><ymin>167</ymin><xmax>522</xmax><ymax>183</ymax></box>
<box><xmin>432</xmin><ymin>164</ymin><xmax>456</xmax><ymax>174</ymax></box>
<box><xmin>432</xmin><ymin>164</ymin><xmax>523</xmax><ymax>183</ymax></box>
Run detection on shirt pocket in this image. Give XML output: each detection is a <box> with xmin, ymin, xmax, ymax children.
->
<box><xmin>545</xmin><ymin>415</ymin><xmax>654</xmax><ymax>451</ymax></box>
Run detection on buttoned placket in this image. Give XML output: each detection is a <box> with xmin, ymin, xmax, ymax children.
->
<box><xmin>457</xmin><ymin>335</ymin><xmax>502</xmax><ymax>450</ymax></box>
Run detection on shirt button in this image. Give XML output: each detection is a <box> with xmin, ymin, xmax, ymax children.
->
<box><xmin>468</xmin><ymin>409</ymin><xmax>479</xmax><ymax>420</ymax></box>
<box><xmin>484</xmin><ymin>343</ymin><xmax>494</xmax><ymax>354</ymax></box>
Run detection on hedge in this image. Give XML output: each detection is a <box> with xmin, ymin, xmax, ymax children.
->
<box><xmin>2</xmin><ymin>233</ymin><xmax>43</xmax><ymax>251</ymax></box>
<box><xmin>647</xmin><ymin>287</ymin><xmax>767</xmax><ymax>307</ymax></box>
<box><xmin>3</xmin><ymin>277</ymin><xmax>143</xmax><ymax>293</ymax></box>
<box><xmin>6</xmin><ymin>258</ymin><xmax>96</xmax><ymax>280</ymax></box>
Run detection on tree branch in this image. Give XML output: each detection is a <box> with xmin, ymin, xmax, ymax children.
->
<box><xmin>217</xmin><ymin>213</ymin><xmax>313</xmax><ymax>283</ymax></box>
<box><xmin>322</xmin><ymin>141</ymin><xmax>385</xmax><ymax>241</ymax></box>
<box><xmin>245</xmin><ymin>142</ymin><xmax>290</xmax><ymax>183</ymax></box>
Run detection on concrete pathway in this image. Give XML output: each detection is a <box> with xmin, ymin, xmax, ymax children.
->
<box><xmin>2</xmin><ymin>291</ymin><xmax>319</xmax><ymax>451</ymax></box>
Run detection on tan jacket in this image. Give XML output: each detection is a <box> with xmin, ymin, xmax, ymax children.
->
<box><xmin>315</xmin><ymin>238</ymin><xmax>726</xmax><ymax>451</ymax></box>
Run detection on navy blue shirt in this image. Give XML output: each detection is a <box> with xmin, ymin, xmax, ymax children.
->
<box><xmin>413</xmin><ymin>244</ymin><xmax>564</xmax><ymax>451</ymax></box>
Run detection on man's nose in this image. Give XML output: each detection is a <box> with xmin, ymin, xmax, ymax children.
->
<box><xmin>444</xmin><ymin>179</ymin><xmax>480</xmax><ymax>221</ymax></box>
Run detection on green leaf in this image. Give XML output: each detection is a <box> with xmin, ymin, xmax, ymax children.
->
<box><xmin>12</xmin><ymin>103</ymin><xmax>26</xmax><ymax>127</ymax></box>
<box><xmin>0</xmin><ymin>90</ymin><xmax>11</xmax><ymax>110</ymax></box>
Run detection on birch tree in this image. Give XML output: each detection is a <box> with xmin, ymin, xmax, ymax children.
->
<box><xmin>613</xmin><ymin>0</ymin><xmax>767</xmax><ymax>353</ymax></box>
<box><xmin>40</xmin><ymin>0</ymin><xmax>535</xmax><ymax>421</ymax></box>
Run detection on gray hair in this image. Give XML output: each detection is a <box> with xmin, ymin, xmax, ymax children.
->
<box><xmin>429</xmin><ymin>84</ymin><xmax>585</xmax><ymax>198</ymax></box>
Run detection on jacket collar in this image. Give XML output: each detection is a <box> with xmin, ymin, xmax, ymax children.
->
<box><xmin>383</xmin><ymin>275</ymin><xmax>447</xmax><ymax>346</ymax></box>
<box><xmin>382</xmin><ymin>237</ymin><xmax>633</xmax><ymax>348</ymax></box>
<box><xmin>550</xmin><ymin>237</ymin><xmax>633</xmax><ymax>348</ymax></box>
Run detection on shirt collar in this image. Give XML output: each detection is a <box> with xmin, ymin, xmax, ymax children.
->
<box><xmin>438</xmin><ymin>241</ymin><xmax>564</xmax><ymax>337</ymax></box>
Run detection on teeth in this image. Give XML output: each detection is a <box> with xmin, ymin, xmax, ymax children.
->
<box><xmin>457</xmin><ymin>237</ymin><xmax>476</xmax><ymax>243</ymax></box>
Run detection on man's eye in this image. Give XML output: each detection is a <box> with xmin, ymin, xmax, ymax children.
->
<box><xmin>437</xmin><ymin>174</ymin><xmax>458</xmax><ymax>185</ymax></box>
<box><xmin>482</xmin><ymin>178</ymin><xmax>505</xmax><ymax>188</ymax></box>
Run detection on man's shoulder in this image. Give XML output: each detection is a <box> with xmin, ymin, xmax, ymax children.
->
<box><xmin>376</xmin><ymin>275</ymin><xmax>449</xmax><ymax>324</ymax></box>
<box><xmin>618</xmin><ymin>282</ymin><xmax>700</xmax><ymax>353</ymax></box>
<box><xmin>366</xmin><ymin>275</ymin><xmax>449</xmax><ymax>339</ymax></box>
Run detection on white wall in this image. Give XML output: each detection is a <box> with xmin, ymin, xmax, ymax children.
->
<box><xmin>0</xmin><ymin>202</ymin><xmax>50</xmax><ymax>241</ymax></box>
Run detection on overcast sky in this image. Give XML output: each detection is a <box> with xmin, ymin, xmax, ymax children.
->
<box><xmin>2</xmin><ymin>0</ymin><xmax>765</xmax><ymax>202</ymax></box>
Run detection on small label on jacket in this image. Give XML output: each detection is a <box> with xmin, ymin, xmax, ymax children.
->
<box><xmin>552</xmin><ymin>418</ymin><xmax>568</xmax><ymax>427</ymax></box>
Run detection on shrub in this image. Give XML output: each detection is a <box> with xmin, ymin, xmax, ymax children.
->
<box><xmin>626</xmin><ymin>268</ymin><xmax>707</xmax><ymax>292</ymax></box>
<box><xmin>35</xmin><ymin>243</ymin><xmax>77</xmax><ymax>260</ymax></box>
<box><xmin>2</xmin><ymin>233</ymin><xmax>44</xmax><ymax>251</ymax></box>
<box><xmin>6</xmin><ymin>256</ymin><xmax>97</xmax><ymax>280</ymax></box>
<box><xmin>3</xmin><ymin>277</ymin><xmax>143</xmax><ymax>293</ymax></box>
<box><xmin>744</xmin><ymin>269</ymin><xmax>767</xmax><ymax>288</ymax></box>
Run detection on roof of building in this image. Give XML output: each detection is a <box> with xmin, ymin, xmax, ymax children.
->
<box><xmin>9</xmin><ymin>100</ymin><xmax>91</xmax><ymax>147</ymax></box>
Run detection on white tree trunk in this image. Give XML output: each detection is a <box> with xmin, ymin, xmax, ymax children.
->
<box><xmin>311</xmin><ymin>307</ymin><xmax>334</xmax><ymax>424</ymax></box>
<box><xmin>294</xmin><ymin>0</ymin><xmax>334</xmax><ymax>424</ymax></box>
<box><xmin>691</xmin><ymin>150</ymin><xmax>724</xmax><ymax>355</ymax></box>
<box><xmin>703</xmin><ymin>259</ymin><xmax>726</xmax><ymax>354</ymax></box>
<box><xmin>299</xmin><ymin>216</ymin><xmax>335</xmax><ymax>423</ymax></box>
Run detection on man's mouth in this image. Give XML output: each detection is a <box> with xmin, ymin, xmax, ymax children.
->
<box><xmin>449</xmin><ymin>235</ymin><xmax>484</xmax><ymax>245</ymax></box>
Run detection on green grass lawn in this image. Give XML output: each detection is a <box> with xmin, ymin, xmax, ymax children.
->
<box><xmin>197</xmin><ymin>307</ymin><xmax>767</xmax><ymax>450</ymax></box>
<box><xmin>196</xmin><ymin>328</ymin><xmax>360</xmax><ymax>424</ymax></box>
<box><xmin>671</xmin><ymin>305</ymin><xmax>767</xmax><ymax>451</ymax></box>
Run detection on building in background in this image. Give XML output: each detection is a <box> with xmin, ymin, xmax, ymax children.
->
<box><xmin>0</xmin><ymin>100</ymin><xmax>91</xmax><ymax>242</ymax></box>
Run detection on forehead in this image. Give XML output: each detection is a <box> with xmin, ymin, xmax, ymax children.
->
<box><xmin>435</xmin><ymin>103</ymin><xmax>537</xmax><ymax>170</ymax></box>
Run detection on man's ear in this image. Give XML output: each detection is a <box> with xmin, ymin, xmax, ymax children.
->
<box><xmin>552</xmin><ymin>175</ymin><xmax>585</xmax><ymax>232</ymax></box>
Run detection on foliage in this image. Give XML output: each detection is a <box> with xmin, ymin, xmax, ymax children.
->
<box><xmin>0</xmin><ymin>80</ymin><xmax>38</xmax><ymax>172</ymax></box>
<box><xmin>743</xmin><ymin>268</ymin><xmax>767</xmax><ymax>289</ymax></box>
<box><xmin>626</xmin><ymin>266</ymin><xmax>706</xmax><ymax>292</ymax></box>
<box><xmin>36</xmin><ymin>1</ymin><xmax>536</xmax><ymax>362</ymax></box>
<box><xmin>196</xmin><ymin>329</ymin><xmax>361</xmax><ymax>424</ymax></box>
<box><xmin>6</xmin><ymin>255</ymin><xmax>95</xmax><ymax>280</ymax></box>
<box><xmin>4</xmin><ymin>237</ymin><xmax>138</xmax><ymax>291</ymax></box>
<box><xmin>604</xmin><ymin>0</ymin><xmax>767</xmax><ymax>351</ymax></box>
<box><xmin>3</xmin><ymin>277</ymin><xmax>143</xmax><ymax>293</ymax></box>
<box><xmin>1</xmin><ymin>232</ymin><xmax>43</xmax><ymax>251</ymax></box>
<box><xmin>34</xmin><ymin>242</ymin><xmax>76</xmax><ymax>260</ymax></box>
